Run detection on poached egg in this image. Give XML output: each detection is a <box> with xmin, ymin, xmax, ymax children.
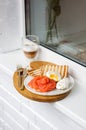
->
<box><xmin>45</xmin><ymin>71</ymin><xmax>61</xmax><ymax>82</ymax></box>
<box><xmin>56</xmin><ymin>77</ymin><xmax>70</xmax><ymax>90</ymax></box>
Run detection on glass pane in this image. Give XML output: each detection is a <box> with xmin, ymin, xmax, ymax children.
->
<box><xmin>25</xmin><ymin>0</ymin><xmax>86</xmax><ymax>67</ymax></box>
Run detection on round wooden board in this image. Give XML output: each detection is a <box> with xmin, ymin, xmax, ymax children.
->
<box><xmin>13</xmin><ymin>61</ymin><xmax>71</xmax><ymax>102</ymax></box>
<box><xmin>30</xmin><ymin>60</ymin><xmax>56</xmax><ymax>69</ymax></box>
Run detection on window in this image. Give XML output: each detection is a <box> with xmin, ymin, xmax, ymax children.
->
<box><xmin>25</xmin><ymin>0</ymin><xmax>86</xmax><ymax>67</ymax></box>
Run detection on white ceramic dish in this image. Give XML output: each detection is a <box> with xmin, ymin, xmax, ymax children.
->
<box><xmin>24</xmin><ymin>75</ymin><xmax>74</xmax><ymax>96</ymax></box>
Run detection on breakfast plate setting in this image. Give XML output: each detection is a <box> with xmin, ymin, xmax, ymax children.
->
<box><xmin>24</xmin><ymin>75</ymin><xmax>74</xmax><ymax>96</ymax></box>
<box><xmin>13</xmin><ymin>61</ymin><xmax>75</xmax><ymax>102</ymax></box>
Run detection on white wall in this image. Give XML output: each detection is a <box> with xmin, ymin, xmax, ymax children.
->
<box><xmin>0</xmin><ymin>0</ymin><xmax>25</xmax><ymax>52</ymax></box>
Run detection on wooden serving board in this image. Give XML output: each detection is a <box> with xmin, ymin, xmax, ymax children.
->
<box><xmin>13</xmin><ymin>61</ymin><xmax>71</xmax><ymax>102</ymax></box>
<box><xmin>30</xmin><ymin>60</ymin><xmax>56</xmax><ymax>69</ymax></box>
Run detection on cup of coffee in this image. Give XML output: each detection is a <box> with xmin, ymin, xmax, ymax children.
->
<box><xmin>22</xmin><ymin>35</ymin><xmax>39</xmax><ymax>59</ymax></box>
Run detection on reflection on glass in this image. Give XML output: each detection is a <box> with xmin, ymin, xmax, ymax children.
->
<box><xmin>25</xmin><ymin>0</ymin><xmax>86</xmax><ymax>66</ymax></box>
<box><xmin>45</xmin><ymin>0</ymin><xmax>61</xmax><ymax>46</ymax></box>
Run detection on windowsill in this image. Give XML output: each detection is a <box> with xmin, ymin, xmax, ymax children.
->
<box><xmin>0</xmin><ymin>46</ymin><xmax>86</xmax><ymax>129</ymax></box>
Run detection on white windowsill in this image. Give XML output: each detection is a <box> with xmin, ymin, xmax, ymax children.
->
<box><xmin>0</xmin><ymin>46</ymin><xmax>86</xmax><ymax>129</ymax></box>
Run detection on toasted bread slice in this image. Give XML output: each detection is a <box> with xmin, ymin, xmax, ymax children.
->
<box><xmin>41</xmin><ymin>64</ymin><xmax>68</xmax><ymax>78</ymax></box>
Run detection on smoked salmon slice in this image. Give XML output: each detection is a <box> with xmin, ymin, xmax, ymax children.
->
<box><xmin>28</xmin><ymin>76</ymin><xmax>56</xmax><ymax>92</ymax></box>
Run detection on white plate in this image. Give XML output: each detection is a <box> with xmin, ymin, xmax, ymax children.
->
<box><xmin>24</xmin><ymin>75</ymin><xmax>74</xmax><ymax>96</ymax></box>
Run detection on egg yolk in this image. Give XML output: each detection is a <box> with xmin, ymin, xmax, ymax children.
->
<box><xmin>49</xmin><ymin>74</ymin><xmax>58</xmax><ymax>81</ymax></box>
<box><xmin>45</xmin><ymin>71</ymin><xmax>61</xmax><ymax>82</ymax></box>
